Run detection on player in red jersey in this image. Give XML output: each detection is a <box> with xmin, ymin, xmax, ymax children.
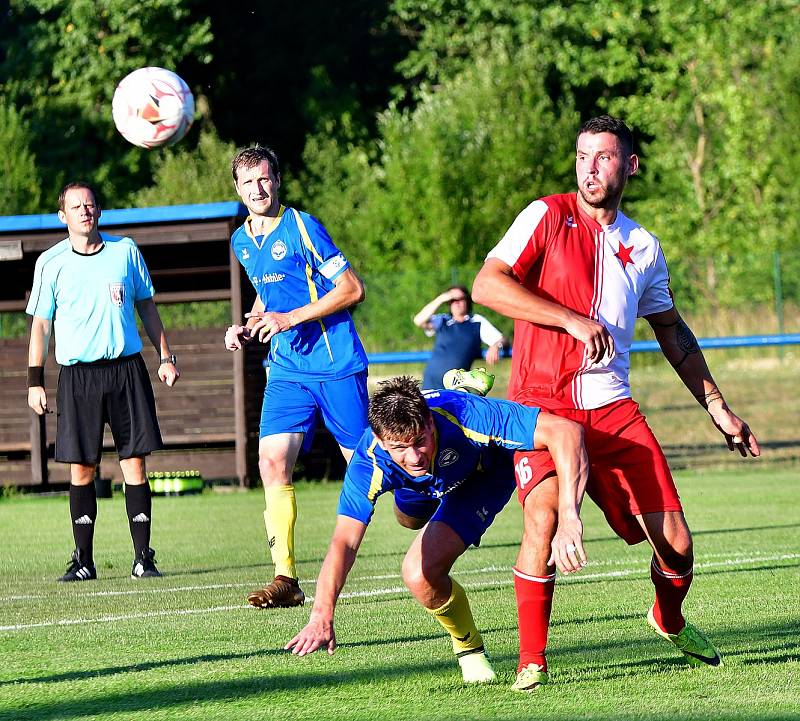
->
<box><xmin>473</xmin><ymin>115</ymin><xmax>760</xmax><ymax>690</ymax></box>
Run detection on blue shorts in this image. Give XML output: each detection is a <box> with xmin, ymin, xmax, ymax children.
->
<box><xmin>394</xmin><ymin>470</ymin><xmax>516</xmax><ymax>548</ymax></box>
<box><xmin>260</xmin><ymin>371</ymin><xmax>368</xmax><ymax>450</ymax></box>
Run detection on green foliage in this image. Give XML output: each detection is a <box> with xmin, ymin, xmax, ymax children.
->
<box><xmin>295</xmin><ymin>0</ymin><xmax>800</xmax><ymax>317</ymax></box>
<box><xmin>130</xmin><ymin>129</ymin><xmax>238</xmax><ymax>207</ymax></box>
<box><xmin>0</xmin><ymin>99</ymin><xmax>42</xmax><ymax>214</ymax></box>
<box><xmin>154</xmin><ymin>301</ymin><xmax>230</xmax><ymax>330</ymax></box>
<box><xmin>1</xmin><ymin>0</ymin><xmax>213</xmax><ymax>208</ymax></box>
<box><xmin>290</xmin><ymin>43</ymin><xmax>577</xmax><ymax>276</ymax></box>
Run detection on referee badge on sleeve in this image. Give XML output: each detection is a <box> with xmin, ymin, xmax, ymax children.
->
<box><xmin>109</xmin><ymin>282</ymin><xmax>125</xmax><ymax>307</ymax></box>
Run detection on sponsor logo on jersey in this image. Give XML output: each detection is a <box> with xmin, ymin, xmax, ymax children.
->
<box><xmin>241</xmin><ymin>248</ymin><xmax>250</xmax><ymax>261</ymax></box>
<box><xmin>109</xmin><ymin>282</ymin><xmax>125</xmax><ymax>307</ymax></box>
<box><xmin>271</xmin><ymin>240</ymin><xmax>288</xmax><ymax>261</ymax></box>
<box><xmin>251</xmin><ymin>273</ymin><xmax>286</xmax><ymax>286</ymax></box>
<box><xmin>438</xmin><ymin>448</ymin><xmax>459</xmax><ymax>467</ymax></box>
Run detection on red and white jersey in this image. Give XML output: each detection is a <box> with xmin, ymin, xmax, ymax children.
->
<box><xmin>487</xmin><ymin>193</ymin><xmax>673</xmax><ymax>410</ymax></box>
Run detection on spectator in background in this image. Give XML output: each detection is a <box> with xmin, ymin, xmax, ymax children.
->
<box><xmin>413</xmin><ymin>286</ymin><xmax>506</xmax><ymax>389</ymax></box>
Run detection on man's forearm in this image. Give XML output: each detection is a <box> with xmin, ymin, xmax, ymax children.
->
<box><xmin>310</xmin><ymin>539</ymin><xmax>359</xmax><ymax>618</ymax></box>
<box><xmin>27</xmin><ymin>318</ymin><xmax>51</xmax><ymax>369</ymax></box>
<box><xmin>137</xmin><ymin>299</ymin><xmax>172</xmax><ymax>357</ymax></box>
<box><xmin>549</xmin><ymin>428</ymin><xmax>589</xmax><ymax>517</ymax></box>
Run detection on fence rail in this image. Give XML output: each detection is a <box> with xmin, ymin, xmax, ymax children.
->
<box><xmin>367</xmin><ymin>333</ymin><xmax>800</xmax><ymax>364</ymax></box>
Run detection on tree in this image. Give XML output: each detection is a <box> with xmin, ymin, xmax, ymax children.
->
<box><xmin>0</xmin><ymin>98</ymin><xmax>42</xmax><ymax>215</ymax></box>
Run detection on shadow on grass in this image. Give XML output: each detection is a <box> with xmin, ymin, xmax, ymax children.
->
<box><xmin>0</xmin><ymin>656</ymin><xmax>458</xmax><ymax>721</ymax></box>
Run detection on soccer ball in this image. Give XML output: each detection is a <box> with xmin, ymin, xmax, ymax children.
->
<box><xmin>112</xmin><ymin>67</ymin><xmax>194</xmax><ymax>149</ymax></box>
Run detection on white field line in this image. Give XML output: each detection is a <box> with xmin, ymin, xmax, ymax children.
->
<box><xmin>2</xmin><ymin>548</ymin><xmax>796</xmax><ymax>603</ymax></box>
<box><xmin>1</xmin><ymin>552</ymin><xmax>797</xmax><ymax>633</ymax></box>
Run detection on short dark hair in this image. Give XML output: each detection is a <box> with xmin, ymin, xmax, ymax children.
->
<box><xmin>448</xmin><ymin>285</ymin><xmax>473</xmax><ymax>315</ymax></box>
<box><xmin>577</xmin><ymin>115</ymin><xmax>634</xmax><ymax>156</ymax></box>
<box><xmin>58</xmin><ymin>182</ymin><xmax>100</xmax><ymax>212</ymax></box>
<box><xmin>231</xmin><ymin>145</ymin><xmax>281</xmax><ymax>183</ymax></box>
<box><xmin>368</xmin><ymin>375</ymin><xmax>431</xmax><ymax>441</ymax></box>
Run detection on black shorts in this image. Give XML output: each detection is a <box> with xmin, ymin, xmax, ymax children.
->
<box><xmin>55</xmin><ymin>353</ymin><xmax>163</xmax><ymax>464</ymax></box>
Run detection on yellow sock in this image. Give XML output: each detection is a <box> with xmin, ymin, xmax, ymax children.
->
<box><xmin>263</xmin><ymin>485</ymin><xmax>297</xmax><ymax>579</ymax></box>
<box><xmin>426</xmin><ymin>579</ymin><xmax>484</xmax><ymax>655</ymax></box>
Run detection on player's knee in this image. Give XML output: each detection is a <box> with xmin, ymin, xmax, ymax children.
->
<box><xmin>258</xmin><ymin>453</ymin><xmax>290</xmax><ymax>484</ymax></box>
<box><xmin>401</xmin><ymin>555</ymin><xmax>427</xmax><ymax>596</ymax></box>
<box><xmin>523</xmin><ymin>502</ymin><xmax>558</xmax><ymax>540</ymax></box>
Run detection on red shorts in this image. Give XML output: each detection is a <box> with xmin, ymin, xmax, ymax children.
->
<box><xmin>514</xmin><ymin>398</ymin><xmax>682</xmax><ymax>544</ymax></box>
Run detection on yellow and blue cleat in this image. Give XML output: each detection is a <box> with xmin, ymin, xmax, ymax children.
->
<box><xmin>512</xmin><ymin>662</ymin><xmax>548</xmax><ymax>691</ymax></box>
<box><xmin>443</xmin><ymin>367</ymin><xmax>495</xmax><ymax>397</ymax></box>
<box><xmin>647</xmin><ymin>606</ymin><xmax>723</xmax><ymax>667</ymax></box>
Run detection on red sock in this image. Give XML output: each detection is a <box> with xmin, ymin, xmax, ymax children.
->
<box><xmin>514</xmin><ymin>567</ymin><xmax>555</xmax><ymax>673</ymax></box>
<box><xmin>650</xmin><ymin>557</ymin><xmax>693</xmax><ymax>634</ymax></box>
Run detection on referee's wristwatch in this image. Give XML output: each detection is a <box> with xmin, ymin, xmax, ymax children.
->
<box><xmin>160</xmin><ymin>353</ymin><xmax>177</xmax><ymax>366</ymax></box>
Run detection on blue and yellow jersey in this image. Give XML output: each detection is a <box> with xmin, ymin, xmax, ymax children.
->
<box><xmin>337</xmin><ymin>390</ymin><xmax>540</xmax><ymax>525</ymax></box>
<box><xmin>26</xmin><ymin>234</ymin><xmax>154</xmax><ymax>365</ymax></box>
<box><xmin>231</xmin><ymin>206</ymin><xmax>368</xmax><ymax>381</ymax></box>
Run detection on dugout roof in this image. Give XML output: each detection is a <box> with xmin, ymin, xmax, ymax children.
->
<box><xmin>0</xmin><ymin>201</ymin><xmax>248</xmax><ymax>310</ymax></box>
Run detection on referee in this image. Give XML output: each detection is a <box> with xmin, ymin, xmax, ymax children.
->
<box><xmin>26</xmin><ymin>182</ymin><xmax>180</xmax><ymax>582</ymax></box>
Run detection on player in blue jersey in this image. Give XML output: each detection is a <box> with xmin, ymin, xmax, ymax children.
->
<box><xmin>26</xmin><ymin>182</ymin><xmax>180</xmax><ymax>582</ymax></box>
<box><xmin>286</xmin><ymin>376</ymin><xmax>589</xmax><ymax>684</ymax></box>
<box><xmin>225</xmin><ymin>146</ymin><xmax>369</xmax><ymax>609</ymax></box>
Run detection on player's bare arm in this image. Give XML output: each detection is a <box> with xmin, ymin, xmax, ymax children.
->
<box><xmin>27</xmin><ymin>316</ymin><xmax>51</xmax><ymax>415</ymax></box>
<box><xmin>646</xmin><ymin>307</ymin><xmax>760</xmax><ymax>458</ymax></box>
<box><xmin>473</xmin><ymin>258</ymin><xmax>614</xmax><ymax>363</ymax></box>
<box><xmin>285</xmin><ymin>515</ymin><xmax>367</xmax><ymax>656</ymax></box>
<box><xmin>248</xmin><ymin>267</ymin><xmax>365</xmax><ymax>344</ymax></box>
<box><xmin>136</xmin><ymin>298</ymin><xmax>180</xmax><ymax>387</ymax></box>
<box><xmin>532</xmin><ymin>413</ymin><xmax>590</xmax><ymax>573</ymax></box>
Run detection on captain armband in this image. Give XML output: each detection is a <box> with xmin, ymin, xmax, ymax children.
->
<box><xmin>27</xmin><ymin>366</ymin><xmax>45</xmax><ymax>388</ymax></box>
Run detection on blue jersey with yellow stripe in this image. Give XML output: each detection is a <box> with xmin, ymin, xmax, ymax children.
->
<box><xmin>231</xmin><ymin>206</ymin><xmax>368</xmax><ymax>381</ymax></box>
<box><xmin>337</xmin><ymin>390</ymin><xmax>540</xmax><ymax>525</ymax></box>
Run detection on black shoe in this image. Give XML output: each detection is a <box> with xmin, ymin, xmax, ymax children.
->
<box><xmin>58</xmin><ymin>549</ymin><xmax>97</xmax><ymax>582</ymax></box>
<box><xmin>131</xmin><ymin>547</ymin><xmax>162</xmax><ymax>578</ymax></box>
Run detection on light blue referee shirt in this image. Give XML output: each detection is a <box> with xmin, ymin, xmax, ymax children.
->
<box><xmin>26</xmin><ymin>234</ymin><xmax>155</xmax><ymax>365</ymax></box>
<box><xmin>337</xmin><ymin>390</ymin><xmax>540</xmax><ymax>525</ymax></box>
<box><xmin>230</xmin><ymin>205</ymin><xmax>368</xmax><ymax>381</ymax></box>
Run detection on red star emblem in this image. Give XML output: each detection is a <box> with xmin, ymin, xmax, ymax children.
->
<box><xmin>615</xmin><ymin>242</ymin><xmax>634</xmax><ymax>269</ymax></box>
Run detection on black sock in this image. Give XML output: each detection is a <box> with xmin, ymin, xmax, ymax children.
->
<box><xmin>69</xmin><ymin>484</ymin><xmax>97</xmax><ymax>563</ymax></box>
<box><xmin>125</xmin><ymin>482</ymin><xmax>152</xmax><ymax>558</ymax></box>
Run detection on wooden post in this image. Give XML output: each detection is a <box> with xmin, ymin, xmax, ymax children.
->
<box><xmin>30</xmin><ymin>409</ymin><xmax>48</xmax><ymax>486</ymax></box>
<box><xmin>229</xmin><ymin>245</ymin><xmax>248</xmax><ymax>487</ymax></box>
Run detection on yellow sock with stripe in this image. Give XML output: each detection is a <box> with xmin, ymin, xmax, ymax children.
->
<box><xmin>426</xmin><ymin>579</ymin><xmax>484</xmax><ymax>655</ymax></box>
<box><xmin>263</xmin><ymin>485</ymin><xmax>297</xmax><ymax>579</ymax></box>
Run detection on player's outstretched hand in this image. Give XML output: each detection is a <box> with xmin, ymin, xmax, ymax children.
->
<box><xmin>548</xmin><ymin>514</ymin><xmax>587</xmax><ymax>574</ymax></box>
<box><xmin>285</xmin><ymin>616</ymin><xmax>336</xmax><ymax>656</ymax></box>
<box><xmin>564</xmin><ymin>314</ymin><xmax>614</xmax><ymax>364</ymax></box>
<box><xmin>245</xmin><ymin>310</ymin><xmax>294</xmax><ymax>343</ymax></box>
<box><xmin>708</xmin><ymin>403</ymin><xmax>760</xmax><ymax>458</ymax></box>
<box><xmin>224</xmin><ymin>324</ymin><xmax>251</xmax><ymax>351</ymax></box>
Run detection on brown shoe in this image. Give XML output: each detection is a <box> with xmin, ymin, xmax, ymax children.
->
<box><xmin>247</xmin><ymin>575</ymin><xmax>305</xmax><ymax>608</ymax></box>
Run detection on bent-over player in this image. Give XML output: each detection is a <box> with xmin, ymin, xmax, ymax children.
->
<box><xmin>286</xmin><ymin>376</ymin><xmax>589</xmax><ymax>686</ymax></box>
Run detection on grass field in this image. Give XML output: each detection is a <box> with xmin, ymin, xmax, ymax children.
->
<box><xmin>1</xmin><ymin>467</ymin><xmax>798</xmax><ymax>720</ymax></box>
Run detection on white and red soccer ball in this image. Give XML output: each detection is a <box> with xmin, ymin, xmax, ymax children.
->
<box><xmin>112</xmin><ymin>67</ymin><xmax>195</xmax><ymax>149</ymax></box>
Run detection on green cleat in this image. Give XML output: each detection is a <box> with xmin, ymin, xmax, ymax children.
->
<box><xmin>512</xmin><ymin>662</ymin><xmax>548</xmax><ymax>692</ymax></box>
<box><xmin>457</xmin><ymin>650</ymin><xmax>497</xmax><ymax>684</ymax></box>
<box><xmin>647</xmin><ymin>606</ymin><xmax>723</xmax><ymax>667</ymax></box>
<box><xmin>443</xmin><ymin>367</ymin><xmax>495</xmax><ymax>397</ymax></box>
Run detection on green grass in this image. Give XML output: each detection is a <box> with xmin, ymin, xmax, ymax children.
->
<box><xmin>1</xmin><ymin>469</ymin><xmax>799</xmax><ymax>720</ymax></box>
